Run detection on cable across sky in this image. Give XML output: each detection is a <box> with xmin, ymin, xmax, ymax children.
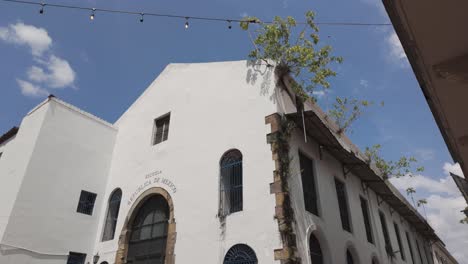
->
<box><xmin>0</xmin><ymin>0</ymin><xmax>392</xmax><ymax>28</ymax></box>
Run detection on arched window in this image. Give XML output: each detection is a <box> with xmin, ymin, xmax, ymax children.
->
<box><xmin>102</xmin><ymin>188</ymin><xmax>122</xmax><ymax>241</ymax></box>
<box><xmin>309</xmin><ymin>233</ymin><xmax>323</xmax><ymax>264</ymax></box>
<box><xmin>223</xmin><ymin>244</ymin><xmax>257</xmax><ymax>264</ymax></box>
<box><xmin>346</xmin><ymin>250</ymin><xmax>354</xmax><ymax>264</ymax></box>
<box><xmin>127</xmin><ymin>195</ymin><xmax>169</xmax><ymax>264</ymax></box>
<box><xmin>220</xmin><ymin>149</ymin><xmax>243</xmax><ymax>216</ymax></box>
<box><xmin>372</xmin><ymin>257</ymin><xmax>379</xmax><ymax>264</ymax></box>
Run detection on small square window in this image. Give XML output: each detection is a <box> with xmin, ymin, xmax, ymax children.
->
<box><xmin>76</xmin><ymin>190</ymin><xmax>97</xmax><ymax>215</ymax></box>
<box><xmin>153</xmin><ymin>113</ymin><xmax>170</xmax><ymax>145</ymax></box>
<box><xmin>67</xmin><ymin>252</ymin><xmax>86</xmax><ymax>264</ymax></box>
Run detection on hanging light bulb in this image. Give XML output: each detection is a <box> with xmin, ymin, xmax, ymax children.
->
<box><xmin>39</xmin><ymin>3</ymin><xmax>45</xmax><ymax>14</ymax></box>
<box><xmin>227</xmin><ymin>20</ymin><xmax>232</xmax><ymax>29</ymax></box>
<box><xmin>90</xmin><ymin>8</ymin><xmax>95</xmax><ymax>20</ymax></box>
<box><xmin>140</xmin><ymin>13</ymin><xmax>144</xmax><ymax>23</ymax></box>
<box><xmin>184</xmin><ymin>17</ymin><xmax>189</xmax><ymax>29</ymax></box>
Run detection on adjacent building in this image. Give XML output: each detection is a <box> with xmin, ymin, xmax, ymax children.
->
<box><xmin>0</xmin><ymin>61</ymin><xmax>454</xmax><ymax>263</ymax></box>
<box><xmin>382</xmin><ymin>0</ymin><xmax>468</xmax><ymax>217</ymax></box>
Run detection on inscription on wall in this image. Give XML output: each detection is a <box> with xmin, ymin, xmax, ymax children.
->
<box><xmin>127</xmin><ymin>170</ymin><xmax>177</xmax><ymax>206</ymax></box>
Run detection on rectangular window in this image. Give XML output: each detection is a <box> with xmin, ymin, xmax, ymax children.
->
<box><xmin>335</xmin><ymin>179</ymin><xmax>351</xmax><ymax>232</ymax></box>
<box><xmin>360</xmin><ymin>197</ymin><xmax>374</xmax><ymax>244</ymax></box>
<box><xmin>379</xmin><ymin>211</ymin><xmax>393</xmax><ymax>254</ymax></box>
<box><xmin>153</xmin><ymin>113</ymin><xmax>170</xmax><ymax>145</ymax></box>
<box><xmin>406</xmin><ymin>231</ymin><xmax>415</xmax><ymax>264</ymax></box>
<box><xmin>416</xmin><ymin>239</ymin><xmax>426</xmax><ymax>264</ymax></box>
<box><xmin>76</xmin><ymin>190</ymin><xmax>97</xmax><ymax>215</ymax></box>
<box><xmin>67</xmin><ymin>252</ymin><xmax>86</xmax><ymax>264</ymax></box>
<box><xmin>299</xmin><ymin>152</ymin><xmax>319</xmax><ymax>216</ymax></box>
<box><xmin>394</xmin><ymin>222</ymin><xmax>406</xmax><ymax>260</ymax></box>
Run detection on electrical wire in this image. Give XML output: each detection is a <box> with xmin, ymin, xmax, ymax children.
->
<box><xmin>0</xmin><ymin>0</ymin><xmax>392</xmax><ymax>27</ymax></box>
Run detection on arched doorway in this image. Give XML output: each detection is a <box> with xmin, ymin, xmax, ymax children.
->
<box><xmin>115</xmin><ymin>187</ymin><xmax>176</xmax><ymax>264</ymax></box>
<box><xmin>309</xmin><ymin>233</ymin><xmax>323</xmax><ymax>264</ymax></box>
<box><xmin>127</xmin><ymin>195</ymin><xmax>169</xmax><ymax>263</ymax></box>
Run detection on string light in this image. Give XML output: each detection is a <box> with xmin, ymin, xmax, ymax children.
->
<box><xmin>38</xmin><ymin>2</ymin><xmax>44</xmax><ymax>14</ymax></box>
<box><xmin>90</xmin><ymin>8</ymin><xmax>95</xmax><ymax>20</ymax></box>
<box><xmin>1</xmin><ymin>0</ymin><xmax>393</xmax><ymax>28</ymax></box>
<box><xmin>140</xmin><ymin>13</ymin><xmax>144</xmax><ymax>23</ymax></box>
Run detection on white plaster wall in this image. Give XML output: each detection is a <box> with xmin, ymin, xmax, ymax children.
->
<box><xmin>94</xmin><ymin>61</ymin><xmax>283</xmax><ymax>263</ymax></box>
<box><xmin>0</xmin><ymin>104</ymin><xmax>49</xmax><ymax>243</ymax></box>
<box><xmin>288</xmin><ymin>128</ymin><xmax>435</xmax><ymax>264</ymax></box>
<box><xmin>0</xmin><ymin>99</ymin><xmax>117</xmax><ymax>264</ymax></box>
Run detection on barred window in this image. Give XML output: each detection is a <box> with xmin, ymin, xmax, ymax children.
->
<box><xmin>309</xmin><ymin>233</ymin><xmax>323</xmax><ymax>264</ymax></box>
<box><xmin>406</xmin><ymin>231</ymin><xmax>416</xmax><ymax>264</ymax></box>
<box><xmin>299</xmin><ymin>152</ymin><xmax>319</xmax><ymax>216</ymax></box>
<box><xmin>360</xmin><ymin>197</ymin><xmax>374</xmax><ymax>244</ymax></box>
<box><xmin>153</xmin><ymin>114</ymin><xmax>170</xmax><ymax>145</ymax></box>
<box><xmin>379</xmin><ymin>211</ymin><xmax>393</xmax><ymax>255</ymax></box>
<box><xmin>102</xmin><ymin>188</ymin><xmax>122</xmax><ymax>241</ymax></box>
<box><xmin>335</xmin><ymin>179</ymin><xmax>351</xmax><ymax>232</ymax></box>
<box><xmin>393</xmin><ymin>222</ymin><xmax>406</xmax><ymax>260</ymax></box>
<box><xmin>76</xmin><ymin>190</ymin><xmax>97</xmax><ymax>215</ymax></box>
<box><xmin>67</xmin><ymin>252</ymin><xmax>86</xmax><ymax>264</ymax></box>
<box><xmin>223</xmin><ymin>244</ymin><xmax>257</xmax><ymax>264</ymax></box>
<box><xmin>219</xmin><ymin>149</ymin><xmax>243</xmax><ymax>216</ymax></box>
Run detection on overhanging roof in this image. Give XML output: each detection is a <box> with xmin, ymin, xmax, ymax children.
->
<box><xmin>451</xmin><ymin>173</ymin><xmax>468</xmax><ymax>205</ymax></box>
<box><xmin>382</xmin><ymin>0</ymin><xmax>468</xmax><ymax>178</ymax></box>
<box><xmin>0</xmin><ymin>127</ymin><xmax>19</xmax><ymax>146</ymax></box>
<box><xmin>286</xmin><ymin>102</ymin><xmax>439</xmax><ymax>240</ymax></box>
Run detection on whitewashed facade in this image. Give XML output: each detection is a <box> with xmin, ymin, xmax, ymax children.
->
<box><xmin>0</xmin><ymin>61</ymin><xmax>456</xmax><ymax>264</ymax></box>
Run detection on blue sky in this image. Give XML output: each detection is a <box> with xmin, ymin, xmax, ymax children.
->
<box><xmin>1</xmin><ymin>0</ymin><xmax>467</xmax><ymax>261</ymax></box>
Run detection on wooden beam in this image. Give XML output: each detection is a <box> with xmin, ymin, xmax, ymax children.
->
<box><xmin>433</xmin><ymin>53</ymin><xmax>468</xmax><ymax>82</ymax></box>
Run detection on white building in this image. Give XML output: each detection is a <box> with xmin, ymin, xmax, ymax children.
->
<box><xmin>0</xmin><ymin>61</ymin><xmax>456</xmax><ymax>264</ymax></box>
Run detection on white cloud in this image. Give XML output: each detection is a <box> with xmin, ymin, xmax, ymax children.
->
<box><xmin>360</xmin><ymin>0</ymin><xmax>387</xmax><ymax>17</ymax></box>
<box><xmin>443</xmin><ymin>162</ymin><xmax>464</xmax><ymax>178</ymax></box>
<box><xmin>359</xmin><ymin>79</ymin><xmax>369</xmax><ymax>88</ymax></box>
<box><xmin>390</xmin><ymin>162</ymin><xmax>468</xmax><ymax>263</ymax></box>
<box><xmin>415</xmin><ymin>148</ymin><xmax>435</xmax><ymax>161</ymax></box>
<box><xmin>29</xmin><ymin>55</ymin><xmax>76</xmax><ymax>89</ymax></box>
<box><xmin>16</xmin><ymin>79</ymin><xmax>48</xmax><ymax>97</ymax></box>
<box><xmin>386</xmin><ymin>31</ymin><xmax>409</xmax><ymax>67</ymax></box>
<box><xmin>240</xmin><ymin>12</ymin><xmax>249</xmax><ymax>18</ymax></box>
<box><xmin>390</xmin><ymin>174</ymin><xmax>459</xmax><ymax>195</ymax></box>
<box><xmin>0</xmin><ymin>22</ymin><xmax>52</xmax><ymax>56</ymax></box>
<box><xmin>312</xmin><ymin>90</ymin><xmax>326</xmax><ymax>98</ymax></box>
<box><xmin>0</xmin><ymin>22</ymin><xmax>76</xmax><ymax>97</ymax></box>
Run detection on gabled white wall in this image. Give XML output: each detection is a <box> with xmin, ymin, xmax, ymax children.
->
<box><xmin>0</xmin><ymin>99</ymin><xmax>117</xmax><ymax>264</ymax></box>
<box><xmin>94</xmin><ymin>61</ymin><xmax>283</xmax><ymax>263</ymax></box>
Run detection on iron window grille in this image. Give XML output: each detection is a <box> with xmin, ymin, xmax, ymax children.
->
<box><xmin>299</xmin><ymin>152</ymin><xmax>319</xmax><ymax>216</ymax></box>
<box><xmin>102</xmin><ymin>188</ymin><xmax>122</xmax><ymax>241</ymax></box>
<box><xmin>309</xmin><ymin>234</ymin><xmax>323</xmax><ymax>264</ymax></box>
<box><xmin>393</xmin><ymin>222</ymin><xmax>406</xmax><ymax>261</ymax></box>
<box><xmin>127</xmin><ymin>195</ymin><xmax>169</xmax><ymax>264</ymax></box>
<box><xmin>360</xmin><ymin>197</ymin><xmax>374</xmax><ymax>244</ymax></box>
<box><xmin>67</xmin><ymin>252</ymin><xmax>86</xmax><ymax>264</ymax></box>
<box><xmin>219</xmin><ymin>149</ymin><xmax>243</xmax><ymax>216</ymax></box>
<box><xmin>223</xmin><ymin>244</ymin><xmax>258</xmax><ymax>264</ymax></box>
<box><xmin>76</xmin><ymin>190</ymin><xmax>97</xmax><ymax>215</ymax></box>
<box><xmin>153</xmin><ymin>114</ymin><xmax>170</xmax><ymax>145</ymax></box>
<box><xmin>379</xmin><ymin>211</ymin><xmax>393</xmax><ymax>255</ymax></box>
<box><xmin>335</xmin><ymin>179</ymin><xmax>351</xmax><ymax>232</ymax></box>
<box><xmin>406</xmin><ymin>231</ymin><xmax>416</xmax><ymax>264</ymax></box>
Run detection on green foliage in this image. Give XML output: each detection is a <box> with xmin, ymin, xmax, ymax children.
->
<box><xmin>417</xmin><ymin>199</ymin><xmax>427</xmax><ymax>207</ymax></box>
<box><xmin>240</xmin><ymin>11</ymin><xmax>342</xmax><ymax>101</ymax></box>
<box><xmin>406</xmin><ymin>187</ymin><xmax>416</xmax><ymax>196</ymax></box>
<box><xmin>364</xmin><ymin>144</ymin><xmax>424</xmax><ymax>180</ymax></box>
<box><xmin>328</xmin><ymin>97</ymin><xmax>373</xmax><ymax>134</ymax></box>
